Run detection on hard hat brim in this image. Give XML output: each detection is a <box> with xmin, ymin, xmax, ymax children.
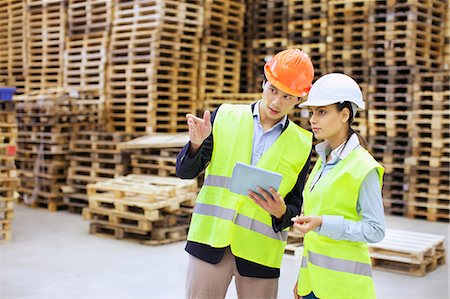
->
<box><xmin>298</xmin><ymin>99</ymin><xmax>365</xmax><ymax>110</ymax></box>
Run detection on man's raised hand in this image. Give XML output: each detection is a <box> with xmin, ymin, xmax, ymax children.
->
<box><xmin>186</xmin><ymin>110</ymin><xmax>211</xmax><ymax>152</ymax></box>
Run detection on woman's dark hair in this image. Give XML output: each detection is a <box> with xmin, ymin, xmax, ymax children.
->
<box><xmin>335</xmin><ymin>101</ymin><xmax>370</xmax><ymax>152</ymax></box>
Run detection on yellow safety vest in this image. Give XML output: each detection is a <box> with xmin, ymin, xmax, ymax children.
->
<box><xmin>188</xmin><ymin>103</ymin><xmax>312</xmax><ymax>268</ymax></box>
<box><xmin>297</xmin><ymin>147</ymin><xmax>384</xmax><ymax>299</ymax></box>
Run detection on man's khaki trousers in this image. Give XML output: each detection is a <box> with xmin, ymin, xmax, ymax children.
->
<box><xmin>185</xmin><ymin>247</ymin><xmax>278</xmax><ymax>299</ymax></box>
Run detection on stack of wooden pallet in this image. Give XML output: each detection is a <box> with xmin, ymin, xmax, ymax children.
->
<box><xmin>25</xmin><ymin>0</ymin><xmax>66</xmax><ymax>93</ymax></box>
<box><xmin>407</xmin><ymin>71</ymin><xmax>450</xmax><ymax>222</ymax></box>
<box><xmin>106</xmin><ymin>0</ymin><xmax>203</xmax><ymax>134</ymax></box>
<box><xmin>284</xmin><ymin>227</ymin><xmax>304</xmax><ymax>257</ymax></box>
<box><xmin>445</xmin><ymin>6</ymin><xmax>450</xmax><ymax>68</ymax></box>
<box><xmin>64</xmin><ymin>132</ymin><xmax>131</xmax><ymax>213</ymax></box>
<box><xmin>367</xmin><ymin>67</ymin><xmax>415</xmax><ymax>216</ymax></box>
<box><xmin>120</xmin><ymin>133</ymin><xmax>189</xmax><ymax>178</ymax></box>
<box><xmin>246</xmin><ymin>0</ymin><xmax>289</xmax><ymax>93</ymax></box>
<box><xmin>83</xmin><ymin>175</ymin><xmax>197</xmax><ymax>245</ymax></box>
<box><xmin>288</xmin><ymin>0</ymin><xmax>328</xmax><ymax>79</ymax></box>
<box><xmin>239</xmin><ymin>0</ymin><xmax>255</xmax><ymax>93</ymax></box>
<box><xmin>0</xmin><ymin>5</ymin><xmax>6</xmax><ymax>83</ymax></box>
<box><xmin>0</xmin><ymin>99</ymin><xmax>17</xmax><ymax>243</ymax></box>
<box><xmin>0</xmin><ymin>0</ymin><xmax>26</xmax><ymax>94</ymax></box>
<box><xmin>369</xmin><ymin>229</ymin><xmax>446</xmax><ymax>276</ymax></box>
<box><xmin>327</xmin><ymin>0</ymin><xmax>370</xmax><ymax>89</ymax></box>
<box><xmin>325</xmin><ymin>0</ymin><xmax>371</xmax><ymax>138</ymax></box>
<box><xmin>14</xmin><ymin>89</ymin><xmax>102</xmax><ymax>211</ymax></box>
<box><xmin>199</xmin><ymin>0</ymin><xmax>245</xmax><ymax>109</ymax></box>
<box><xmin>204</xmin><ymin>93</ymin><xmax>260</xmax><ymax>112</ymax></box>
<box><xmin>64</xmin><ymin>0</ymin><xmax>112</xmax><ymax>92</ymax></box>
<box><xmin>367</xmin><ymin>0</ymin><xmax>447</xmax><ymax>216</ymax></box>
<box><xmin>285</xmin><ymin>0</ymin><xmax>327</xmax><ymax>132</ymax></box>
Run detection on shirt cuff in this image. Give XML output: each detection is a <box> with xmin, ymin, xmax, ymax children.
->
<box><xmin>318</xmin><ymin>215</ymin><xmax>345</xmax><ymax>240</ymax></box>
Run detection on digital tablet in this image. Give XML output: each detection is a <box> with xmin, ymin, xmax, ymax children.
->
<box><xmin>229</xmin><ymin>162</ymin><xmax>283</xmax><ymax>199</ymax></box>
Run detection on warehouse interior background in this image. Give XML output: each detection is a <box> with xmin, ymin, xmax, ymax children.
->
<box><xmin>0</xmin><ymin>0</ymin><xmax>449</xmax><ymax>298</ymax></box>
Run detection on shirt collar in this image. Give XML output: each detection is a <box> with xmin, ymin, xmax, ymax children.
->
<box><xmin>315</xmin><ymin>133</ymin><xmax>360</xmax><ymax>162</ymax></box>
<box><xmin>252</xmin><ymin>100</ymin><xmax>288</xmax><ymax>130</ymax></box>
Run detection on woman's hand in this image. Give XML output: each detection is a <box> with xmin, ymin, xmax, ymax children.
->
<box><xmin>291</xmin><ymin>215</ymin><xmax>323</xmax><ymax>234</ymax></box>
<box><xmin>248</xmin><ymin>187</ymin><xmax>286</xmax><ymax>219</ymax></box>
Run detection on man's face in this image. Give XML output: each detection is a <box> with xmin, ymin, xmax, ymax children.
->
<box><xmin>260</xmin><ymin>81</ymin><xmax>301</xmax><ymax>122</ymax></box>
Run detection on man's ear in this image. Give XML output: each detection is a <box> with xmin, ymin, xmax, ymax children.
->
<box><xmin>262</xmin><ymin>80</ymin><xmax>267</xmax><ymax>89</ymax></box>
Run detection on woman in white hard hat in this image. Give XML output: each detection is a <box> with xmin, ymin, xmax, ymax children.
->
<box><xmin>291</xmin><ymin>73</ymin><xmax>385</xmax><ymax>299</ymax></box>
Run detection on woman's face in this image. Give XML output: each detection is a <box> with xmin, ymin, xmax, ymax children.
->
<box><xmin>308</xmin><ymin>104</ymin><xmax>349</xmax><ymax>140</ymax></box>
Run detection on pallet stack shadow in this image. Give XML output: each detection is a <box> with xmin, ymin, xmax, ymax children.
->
<box><xmin>14</xmin><ymin>89</ymin><xmax>102</xmax><ymax>211</ymax></box>
<box><xmin>0</xmin><ymin>99</ymin><xmax>17</xmax><ymax>242</ymax></box>
<box><xmin>64</xmin><ymin>132</ymin><xmax>130</xmax><ymax>213</ymax></box>
<box><xmin>367</xmin><ymin>0</ymin><xmax>446</xmax><ymax>217</ymax></box>
<box><xmin>369</xmin><ymin>229</ymin><xmax>446</xmax><ymax>276</ymax></box>
<box><xmin>407</xmin><ymin>71</ymin><xmax>449</xmax><ymax>222</ymax></box>
<box><xmin>106</xmin><ymin>0</ymin><xmax>203</xmax><ymax>135</ymax></box>
<box><xmin>83</xmin><ymin>175</ymin><xmax>197</xmax><ymax>245</ymax></box>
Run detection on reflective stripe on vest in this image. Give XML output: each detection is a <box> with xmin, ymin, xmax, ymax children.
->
<box><xmin>193</xmin><ymin>202</ymin><xmax>288</xmax><ymax>241</ymax></box>
<box><xmin>301</xmin><ymin>256</ymin><xmax>308</xmax><ymax>268</ymax></box>
<box><xmin>204</xmin><ymin>175</ymin><xmax>231</xmax><ymax>189</ymax></box>
<box><xmin>305</xmin><ymin>251</ymin><xmax>372</xmax><ymax>277</ymax></box>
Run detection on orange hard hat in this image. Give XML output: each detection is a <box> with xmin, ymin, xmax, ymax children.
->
<box><xmin>264</xmin><ymin>49</ymin><xmax>314</xmax><ymax>97</ymax></box>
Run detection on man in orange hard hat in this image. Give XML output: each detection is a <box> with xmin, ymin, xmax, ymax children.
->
<box><xmin>177</xmin><ymin>49</ymin><xmax>314</xmax><ymax>299</ymax></box>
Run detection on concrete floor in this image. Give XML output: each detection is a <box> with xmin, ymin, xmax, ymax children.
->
<box><xmin>1</xmin><ymin>204</ymin><xmax>449</xmax><ymax>299</ymax></box>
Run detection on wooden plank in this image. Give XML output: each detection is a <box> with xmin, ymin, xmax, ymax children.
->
<box><xmin>119</xmin><ymin>133</ymin><xmax>189</xmax><ymax>150</ymax></box>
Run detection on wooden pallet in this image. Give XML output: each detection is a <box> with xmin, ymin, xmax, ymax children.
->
<box><xmin>204</xmin><ymin>0</ymin><xmax>245</xmax><ymax>39</ymax></box>
<box><xmin>64</xmin><ymin>32</ymin><xmax>109</xmax><ymax>89</ymax></box>
<box><xmin>285</xmin><ymin>226</ymin><xmax>305</xmax><ymax>256</ymax></box>
<box><xmin>203</xmin><ymin>93</ymin><xmax>260</xmax><ymax>111</ymax></box>
<box><xmin>18</xmin><ymin>193</ymin><xmax>67</xmax><ymax>211</ymax></box>
<box><xmin>119</xmin><ymin>133</ymin><xmax>189</xmax><ymax>150</ymax></box>
<box><xmin>131</xmin><ymin>152</ymin><xmax>177</xmax><ymax>177</ymax></box>
<box><xmin>25</xmin><ymin>1</ymin><xmax>66</xmax><ymax>93</ymax></box>
<box><xmin>67</xmin><ymin>0</ymin><xmax>112</xmax><ymax>35</ymax></box>
<box><xmin>369</xmin><ymin>229</ymin><xmax>446</xmax><ymax>276</ymax></box>
<box><xmin>89</xmin><ymin>222</ymin><xmax>189</xmax><ymax>245</ymax></box>
<box><xmin>87</xmin><ymin>175</ymin><xmax>197</xmax><ymax>201</ymax></box>
<box><xmin>63</xmin><ymin>192</ymin><xmax>89</xmax><ymax>214</ymax></box>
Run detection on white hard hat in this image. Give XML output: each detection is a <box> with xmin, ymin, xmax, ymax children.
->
<box><xmin>298</xmin><ymin>73</ymin><xmax>365</xmax><ymax>115</ymax></box>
